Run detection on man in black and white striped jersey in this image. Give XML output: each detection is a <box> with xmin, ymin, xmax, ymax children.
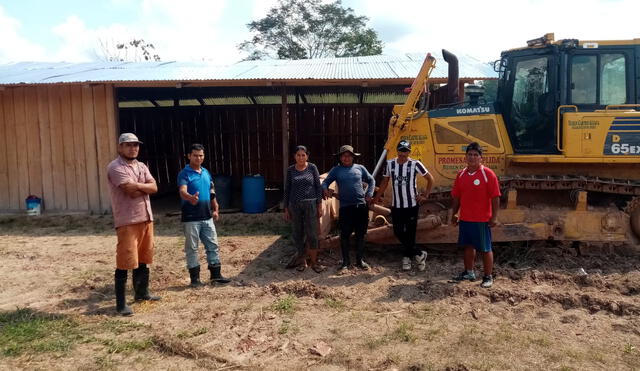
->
<box><xmin>373</xmin><ymin>140</ymin><xmax>434</xmax><ymax>271</ymax></box>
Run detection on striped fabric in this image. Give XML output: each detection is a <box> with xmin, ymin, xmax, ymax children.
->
<box><xmin>383</xmin><ymin>158</ymin><xmax>429</xmax><ymax>208</ymax></box>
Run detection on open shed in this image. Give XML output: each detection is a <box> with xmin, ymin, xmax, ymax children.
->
<box><xmin>0</xmin><ymin>52</ymin><xmax>496</xmax><ymax>213</ymax></box>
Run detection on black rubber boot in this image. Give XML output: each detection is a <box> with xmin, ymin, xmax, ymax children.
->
<box><xmin>340</xmin><ymin>237</ymin><xmax>351</xmax><ymax>267</ymax></box>
<box><xmin>355</xmin><ymin>237</ymin><xmax>370</xmax><ymax>270</ymax></box>
<box><xmin>189</xmin><ymin>265</ymin><xmax>204</xmax><ymax>287</ymax></box>
<box><xmin>208</xmin><ymin>264</ymin><xmax>231</xmax><ymax>284</ymax></box>
<box><xmin>133</xmin><ymin>263</ymin><xmax>161</xmax><ymax>301</ymax></box>
<box><xmin>115</xmin><ymin>269</ymin><xmax>133</xmax><ymax>316</ymax></box>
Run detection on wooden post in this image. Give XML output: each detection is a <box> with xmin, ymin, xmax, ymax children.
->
<box><xmin>281</xmin><ymin>84</ymin><xmax>288</xmax><ymax>183</ymax></box>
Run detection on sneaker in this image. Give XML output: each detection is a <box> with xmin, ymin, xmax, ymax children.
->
<box><xmin>414</xmin><ymin>251</ymin><xmax>428</xmax><ymax>272</ymax></box>
<box><xmin>337</xmin><ymin>265</ymin><xmax>349</xmax><ymax>274</ymax></box>
<box><xmin>480</xmin><ymin>275</ymin><xmax>493</xmax><ymax>288</ymax></box>
<box><xmin>356</xmin><ymin>260</ymin><xmax>371</xmax><ymax>271</ymax></box>
<box><xmin>401</xmin><ymin>257</ymin><xmax>411</xmax><ymax>271</ymax></box>
<box><xmin>453</xmin><ymin>270</ymin><xmax>476</xmax><ymax>282</ymax></box>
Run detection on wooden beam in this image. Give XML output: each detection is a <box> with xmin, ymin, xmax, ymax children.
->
<box><xmin>24</xmin><ymin>87</ymin><xmax>43</xmax><ymax>201</ymax></box>
<box><xmin>36</xmin><ymin>87</ymin><xmax>54</xmax><ymax>212</ymax></box>
<box><xmin>281</xmin><ymin>84</ymin><xmax>289</xmax><ymax>183</ymax></box>
<box><xmin>13</xmin><ymin>87</ymin><xmax>29</xmax><ymax>208</ymax></box>
<box><xmin>3</xmin><ymin>89</ymin><xmax>19</xmax><ymax>209</ymax></box>
<box><xmin>105</xmin><ymin>85</ymin><xmax>118</xmax><ymax>163</ymax></box>
<box><xmin>0</xmin><ymin>90</ymin><xmax>8</xmax><ymax>210</ymax></box>
<box><xmin>48</xmin><ymin>86</ymin><xmax>67</xmax><ymax>210</ymax></box>
<box><xmin>93</xmin><ymin>85</ymin><xmax>112</xmax><ymax>213</ymax></box>
<box><xmin>60</xmin><ymin>85</ymin><xmax>79</xmax><ymax>210</ymax></box>
<box><xmin>81</xmin><ymin>85</ymin><xmax>101</xmax><ymax>213</ymax></box>
<box><xmin>70</xmin><ymin>86</ymin><xmax>89</xmax><ymax>210</ymax></box>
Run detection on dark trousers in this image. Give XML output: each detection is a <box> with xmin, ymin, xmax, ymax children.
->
<box><xmin>338</xmin><ymin>204</ymin><xmax>369</xmax><ymax>265</ymax></box>
<box><xmin>290</xmin><ymin>201</ymin><xmax>319</xmax><ymax>255</ymax></box>
<box><xmin>391</xmin><ymin>206</ymin><xmax>421</xmax><ymax>258</ymax></box>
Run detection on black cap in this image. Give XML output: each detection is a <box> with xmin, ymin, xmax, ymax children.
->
<box><xmin>397</xmin><ymin>140</ymin><xmax>411</xmax><ymax>152</ymax></box>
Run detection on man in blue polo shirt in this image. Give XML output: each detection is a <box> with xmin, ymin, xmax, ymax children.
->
<box><xmin>178</xmin><ymin>143</ymin><xmax>230</xmax><ymax>287</ymax></box>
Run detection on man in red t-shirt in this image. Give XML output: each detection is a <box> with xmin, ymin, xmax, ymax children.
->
<box><xmin>450</xmin><ymin>142</ymin><xmax>501</xmax><ymax>288</ymax></box>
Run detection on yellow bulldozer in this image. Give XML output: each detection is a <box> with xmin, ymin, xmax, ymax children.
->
<box><xmin>319</xmin><ymin>33</ymin><xmax>640</xmax><ymax>251</ymax></box>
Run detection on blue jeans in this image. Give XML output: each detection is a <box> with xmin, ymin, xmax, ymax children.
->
<box><xmin>183</xmin><ymin>218</ymin><xmax>220</xmax><ymax>269</ymax></box>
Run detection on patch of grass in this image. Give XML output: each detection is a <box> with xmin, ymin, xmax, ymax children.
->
<box><xmin>623</xmin><ymin>342</ymin><xmax>636</xmax><ymax>354</ymax></box>
<box><xmin>94</xmin><ymin>354</ymin><xmax>118</xmax><ymax>370</ymax></box>
<box><xmin>217</xmin><ymin>214</ymin><xmax>289</xmax><ymax>236</ymax></box>
<box><xmin>529</xmin><ymin>334</ymin><xmax>552</xmax><ymax>347</ymax></box>
<box><xmin>559</xmin><ymin>366</ymin><xmax>575</xmax><ymax>371</ymax></box>
<box><xmin>423</xmin><ymin>326</ymin><xmax>443</xmax><ymax>341</ymax></box>
<box><xmin>492</xmin><ymin>325</ymin><xmax>515</xmax><ymax>344</ymax></box>
<box><xmin>176</xmin><ymin>327</ymin><xmax>209</xmax><ymax>339</ymax></box>
<box><xmin>102</xmin><ymin>319</ymin><xmax>148</xmax><ymax>335</ymax></box>
<box><xmin>325</xmin><ymin>298</ymin><xmax>345</xmax><ymax>310</ymax></box>
<box><xmin>409</xmin><ymin>304</ymin><xmax>444</xmax><ymax>320</ymax></box>
<box><xmin>389</xmin><ymin>322</ymin><xmax>416</xmax><ymax>343</ymax></box>
<box><xmin>366</xmin><ymin>336</ymin><xmax>389</xmax><ymax>349</ymax></box>
<box><xmin>366</xmin><ymin>322</ymin><xmax>417</xmax><ymax>349</ymax></box>
<box><xmin>277</xmin><ymin>320</ymin><xmax>299</xmax><ymax>335</ymax></box>
<box><xmin>588</xmin><ymin>351</ymin><xmax>606</xmax><ymax>363</ymax></box>
<box><xmin>272</xmin><ymin>295</ymin><xmax>297</xmax><ymax>314</ymax></box>
<box><xmin>102</xmin><ymin>338</ymin><xmax>154</xmax><ymax>354</ymax></box>
<box><xmin>456</xmin><ymin>324</ymin><xmax>480</xmax><ymax>348</ymax></box>
<box><xmin>0</xmin><ymin>308</ymin><xmax>81</xmax><ymax>356</ymax></box>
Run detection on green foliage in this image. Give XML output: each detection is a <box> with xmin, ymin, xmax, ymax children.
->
<box><xmin>272</xmin><ymin>295</ymin><xmax>297</xmax><ymax>314</ymax></box>
<box><xmin>278</xmin><ymin>320</ymin><xmax>299</xmax><ymax>335</ymax></box>
<box><xmin>102</xmin><ymin>319</ymin><xmax>149</xmax><ymax>335</ymax></box>
<box><xmin>102</xmin><ymin>338</ymin><xmax>154</xmax><ymax>354</ymax></box>
<box><xmin>389</xmin><ymin>322</ymin><xmax>416</xmax><ymax>343</ymax></box>
<box><xmin>176</xmin><ymin>327</ymin><xmax>209</xmax><ymax>339</ymax></box>
<box><xmin>325</xmin><ymin>298</ymin><xmax>345</xmax><ymax>310</ymax></box>
<box><xmin>474</xmin><ymin>79</ymin><xmax>498</xmax><ymax>103</ymax></box>
<box><xmin>239</xmin><ymin>0</ymin><xmax>383</xmax><ymax>60</ymax></box>
<box><xmin>99</xmin><ymin>38</ymin><xmax>161</xmax><ymax>62</ymax></box>
<box><xmin>0</xmin><ymin>308</ymin><xmax>80</xmax><ymax>356</ymax></box>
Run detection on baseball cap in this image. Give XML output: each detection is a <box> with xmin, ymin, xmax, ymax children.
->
<box><xmin>397</xmin><ymin>140</ymin><xmax>411</xmax><ymax>152</ymax></box>
<box><xmin>118</xmin><ymin>133</ymin><xmax>143</xmax><ymax>144</ymax></box>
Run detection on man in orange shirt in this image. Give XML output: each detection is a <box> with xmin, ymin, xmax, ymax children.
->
<box><xmin>450</xmin><ymin>142</ymin><xmax>501</xmax><ymax>288</ymax></box>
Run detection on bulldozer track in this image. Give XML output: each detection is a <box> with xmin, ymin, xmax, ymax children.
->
<box><xmin>427</xmin><ymin>174</ymin><xmax>640</xmax><ymax>215</ymax></box>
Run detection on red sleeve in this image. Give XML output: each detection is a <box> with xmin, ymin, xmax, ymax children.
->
<box><xmin>487</xmin><ymin>169</ymin><xmax>501</xmax><ymax>198</ymax></box>
<box><xmin>451</xmin><ymin>171</ymin><xmax>462</xmax><ymax>198</ymax></box>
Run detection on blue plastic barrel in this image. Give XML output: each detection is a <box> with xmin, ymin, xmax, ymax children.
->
<box><xmin>242</xmin><ymin>175</ymin><xmax>265</xmax><ymax>213</ymax></box>
<box><xmin>213</xmin><ymin>175</ymin><xmax>232</xmax><ymax>210</ymax></box>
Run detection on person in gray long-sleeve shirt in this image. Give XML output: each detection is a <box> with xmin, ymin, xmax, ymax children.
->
<box><xmin>283</xmin><ymin>145</ymin><xmax>325</xmax><ymax>272</ymax></box>
<box><xmin>322</xmin><ymin>145</ymin><xmax>375</xmax><ymax>272</ymax></box>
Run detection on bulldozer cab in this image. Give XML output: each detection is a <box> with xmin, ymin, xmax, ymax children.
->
<box><xmin>498</xmin><ymin>46</ymin><xmax>559</xmax><ymax>154</ymax></box>
<box><xmin>496</xmin><ymin>36</ymin><xmax>637</xmax><ymax>155</ymax></box>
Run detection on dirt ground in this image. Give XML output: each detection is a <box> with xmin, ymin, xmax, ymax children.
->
<box><xmin>1</xmin><ymin>213</ymin><xmax>639</xmax><ymax>371</ymax></box>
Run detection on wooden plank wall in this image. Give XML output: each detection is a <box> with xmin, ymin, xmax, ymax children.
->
<box><xmin>119</xmin><ymin>104</ymin><xmax>392</xmax><ymax>192</ymax></box>
<box><xmin>0</xmin><ymin>84</ymin><xmax>117</xmax><ymax>213</ymax></box>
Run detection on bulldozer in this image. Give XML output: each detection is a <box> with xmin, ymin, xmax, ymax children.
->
<box><xmin>319</xmin><ymin>33</ymin><xmax>640</xmax><ymax>251</ymax></box>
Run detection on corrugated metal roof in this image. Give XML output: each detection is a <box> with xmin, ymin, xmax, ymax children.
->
<box><xmin>0</xmin><ymin>52</ymin><xmax>497</xmax><ymax>85</ymax></box>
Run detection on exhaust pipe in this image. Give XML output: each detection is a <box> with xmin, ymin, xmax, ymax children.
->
<box><xmin>442</xmin><ymin>49</ymin><xmax>459</xmax><ymax>105</ymax></box>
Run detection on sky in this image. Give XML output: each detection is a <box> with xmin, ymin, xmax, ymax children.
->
<box><xmin>0</xmin><ymin>0</ymin><xmax>636</xmax><ymax>65</ymax></box>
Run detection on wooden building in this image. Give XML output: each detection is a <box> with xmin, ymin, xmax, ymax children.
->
<box><xmin>0</xmin><ymin>53</ymin><xmax>496</xmax><ymax>213</ymax></box>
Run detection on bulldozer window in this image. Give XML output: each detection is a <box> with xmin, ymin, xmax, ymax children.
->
<box><xmin>570</xmin><ymin>53</ymin><xmax>626</xmax><ymax>105</ymax></box>
<box><xmin>507</xmin><ymin>56</ymin><xmax>554</xmax><ymax>153</ymax></box>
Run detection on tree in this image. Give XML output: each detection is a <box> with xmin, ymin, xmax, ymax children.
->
<box><xmin>98</xmin><ymin>38</ymin><xmax>161</xmax><ymax>62</ymax></box>
<box><xmin>239</xmin><ymin>0</ymin><xmax>383</xmax><ymax>60</ymax></box>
